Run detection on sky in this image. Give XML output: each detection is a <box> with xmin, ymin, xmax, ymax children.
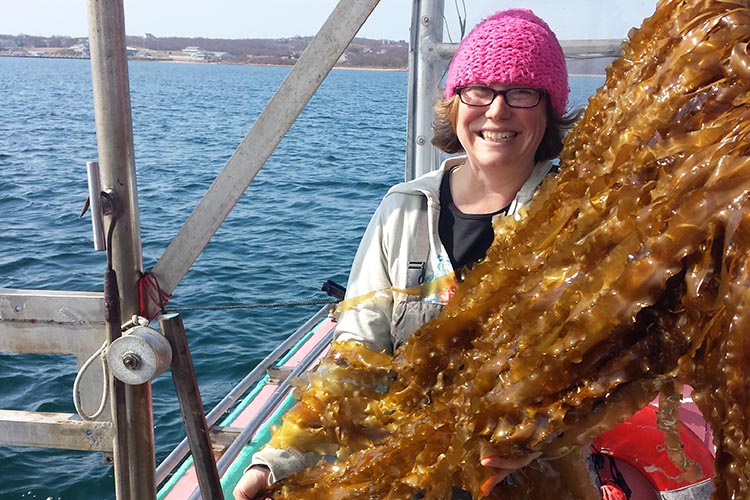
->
<box><xmin>1</xmin><ymin>0</ymin><xmax>658</xmax><ymax>42</ymax></box>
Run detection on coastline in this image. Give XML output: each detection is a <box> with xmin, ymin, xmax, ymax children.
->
<box><xmin>0</xmin><ymin>52</ymin><xmax>407</xmax><ymax>71</ymax></box>
<box><xmin>1</xmin><ymin>54</ymin><xmax>607</xmax><ymax>76</ymax></box>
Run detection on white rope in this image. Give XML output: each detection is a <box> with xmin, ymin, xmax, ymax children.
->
<box><xmin>72</xmin><ymin>316</ymin><xmax>150</xmax><ymax>420</ymax></box>
<box><xmin>72</xmin><ymin>341</ymin><xmax>109</xmax><ymax>421</ymax></box>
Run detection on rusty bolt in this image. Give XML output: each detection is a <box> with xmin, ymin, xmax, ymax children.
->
<box><xmin>121</xmin><ymin>351</ymin><xmax>142</xmax><ymax>370</ymax></box>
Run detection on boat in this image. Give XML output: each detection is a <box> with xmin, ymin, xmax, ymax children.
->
<box><xmin>0</xmin><ymin>0</ymin><xmax>720</xmax><ymax>499</ymax></box>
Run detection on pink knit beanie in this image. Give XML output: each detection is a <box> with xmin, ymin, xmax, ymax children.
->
<box><xmin>444</xmin><ymin>9</ymin><xmax>569</xmax><ymax>116</ymax></box>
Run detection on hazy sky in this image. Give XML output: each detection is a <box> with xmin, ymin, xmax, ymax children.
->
<box><xmin>1</xmin><ymin>0</ymin><xmax>658</xmax><ymax>42</ymax></box>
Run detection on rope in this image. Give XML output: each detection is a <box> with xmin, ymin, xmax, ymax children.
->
<box><xmin>139</xmin><ymin>271</ymin><xmax>172</xmax><ymax>320</ymax></box>
<box><xmin>165</xmin><ymin>299</ymin><xmax>337</xmax><ymax>312</ymax></box>
<box><xmin>73</xmin><ymin>317</ymin><xmax>150</xmax><ymax>420</ymax></box>
<box><xmin>72</xmin><ymin>341</ymin><xmax>109</xmax><ymax>421</ymax></box>
<box><xmin>164</xmin><ymin>273</ymin><xmax>458</xmax><ymax>315</ymax></box>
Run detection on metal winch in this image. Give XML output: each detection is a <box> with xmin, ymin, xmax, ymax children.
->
<box><xmin>108</xmin><ymin>317</ymin><xmax>172</xmax><ymax>385</ymax></box>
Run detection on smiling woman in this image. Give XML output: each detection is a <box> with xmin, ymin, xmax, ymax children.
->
<box><xmin>232</xmin><ymin>8</ymin><xmax>582</xmax><ymax>500</ymax></box>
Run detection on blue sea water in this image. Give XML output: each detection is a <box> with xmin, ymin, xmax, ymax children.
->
<box><xmin>0</xmin><ymin>56</ymin><xmax>604</xmax><ymax>499</ymax></box>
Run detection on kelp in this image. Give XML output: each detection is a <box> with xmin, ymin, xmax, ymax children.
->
<box><xmin>265</xmin><ymin>0</ymin><xmax>750</xmax><ymax>498</ymax></box>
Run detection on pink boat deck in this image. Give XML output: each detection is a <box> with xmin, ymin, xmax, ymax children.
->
<box><xmin>160</xmin><ymin>317</ymin><xmax>335</xmax><ymax>500</ymax></box>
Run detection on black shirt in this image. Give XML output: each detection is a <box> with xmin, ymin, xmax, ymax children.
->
<box><xmin>438</xmin><ymin>168</ymin><xmax>509</xmax><ymax>274</ymax></box>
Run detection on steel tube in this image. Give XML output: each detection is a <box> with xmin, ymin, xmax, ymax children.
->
<box><xmin>86</xmin><ymin>161</ymin><xmax>106</xmax><ymax>251</ymax></box>
<box><xmin>405</xmin><ymin>0</ymin><xmax>447</xmax><ymax>181</ymax></box>
<box><xmin>87</xmin><ymin>1</ymin><xmax>154</xmax><ymax>499</ymax></box>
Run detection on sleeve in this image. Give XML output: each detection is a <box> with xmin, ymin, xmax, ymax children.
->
<box><xmin>333</xmin><ymin>197</ymin><xmax>397</xmax><ymax>354</ymax></box>
<box><xmin>249</xmin><ymin>446</ymin><xmax>322</xmax><ymax>484</ymax></box>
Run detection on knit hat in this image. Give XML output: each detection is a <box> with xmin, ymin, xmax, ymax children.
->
<box><xmin>444</xmin><ymin>9</ymin><xmax>569</xmax><ymax>116</ymax></box>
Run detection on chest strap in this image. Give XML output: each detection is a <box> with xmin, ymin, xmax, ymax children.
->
<box><xmin>407</xmin><ymin>198</ymin><xmax>429</xmax><ymax>287</ymax></box>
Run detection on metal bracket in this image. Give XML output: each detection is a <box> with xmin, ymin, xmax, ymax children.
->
<box><xmin>85</xmin><ymin>161</ymin><xmax>107</xmax><ymax>251</ymax></box>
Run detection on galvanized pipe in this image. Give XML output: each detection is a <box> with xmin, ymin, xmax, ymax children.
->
<box><xmin>405</xmin><ymin>0</ymin><xmax>447</xmax><ymax>181</ymax></box>
<box><xmin>85</xmin><ymin>161</ymin><xmax>106</xmax><ymax>251</ymax></box>
<box><xmin>87</xmin><ymin>1</ymin><xmax>155</xmax><ymax>499</ymax></box>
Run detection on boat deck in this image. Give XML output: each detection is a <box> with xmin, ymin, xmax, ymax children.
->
<box><xmin>158</xmin><ymin>316</ymin><xmax>336</xmax><ymax>500</ymax></box>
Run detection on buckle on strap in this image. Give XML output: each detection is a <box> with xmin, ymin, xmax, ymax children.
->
<box><xmin>407</xmin><ymin>261</ymin><xmax>426</xmax><ymax>285</ymax></box>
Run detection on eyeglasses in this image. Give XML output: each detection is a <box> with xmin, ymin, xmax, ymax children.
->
<box><xmin>456</xmin><ymin>86</ymin><xmax>545</xmax><ymax>108</ymax></box>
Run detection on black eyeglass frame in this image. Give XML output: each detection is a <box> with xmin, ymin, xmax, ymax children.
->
<box><xmin>455</xmin><ymin>85</ymin><xmax>546</xmax><ymax>108</ymax></box>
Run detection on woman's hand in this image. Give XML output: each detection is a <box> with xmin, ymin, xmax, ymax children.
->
<box><xmin>478</xmin><ymin>452</ymin><xmax>541</xmax><ymax>497</ymax></box>
<box><xmin>232</xmin><ymin>465</ymin><xmax>272</xmax><ymax>500</ymax></box>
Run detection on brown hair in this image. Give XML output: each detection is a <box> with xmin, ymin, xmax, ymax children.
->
<box><xmin>430</xmin><ymin>94</ymin><xmax>580</xmax><ymax>162</ymax></box>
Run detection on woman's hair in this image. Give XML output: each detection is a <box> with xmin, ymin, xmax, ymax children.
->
<box><xmin>430</xmin><ymin>94</ymin><xmax>580</xmax><ymax>162</ymax></box>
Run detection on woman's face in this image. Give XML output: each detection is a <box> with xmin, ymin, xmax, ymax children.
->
<box><xmin>455</xmin><ymin>84</ymin><xmax>548</xmax><ymax>174</ymax></box>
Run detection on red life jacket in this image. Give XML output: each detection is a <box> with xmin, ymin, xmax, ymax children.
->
<box><xmin>593</xmin><ymin>403</ymin><xmax>714</xmax><ymax>496</ymax></box>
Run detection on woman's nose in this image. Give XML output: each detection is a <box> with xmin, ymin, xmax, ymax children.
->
<box><xmin>486</xmin><ymin>95</ymin><xmax>512</xmax><ymax>119</ymax></box>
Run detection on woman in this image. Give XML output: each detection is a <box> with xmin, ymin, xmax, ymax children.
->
<box><xmin>234</xmin><ymin>8</ymin><xmax>577</xmax><ymax>499</ymax></box>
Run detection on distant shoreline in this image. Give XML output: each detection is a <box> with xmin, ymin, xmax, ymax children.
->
<box><xmin>0</xmin><ymin>52</ymin><xmax>407</xmax><ymax>72</ymax></box>
<box><xmin>1</xmin><ymin>54</ymin><xmax>608</xmax><ymax>77</ymax></box>
<box><xmin>0</xmin><ymin>34</ymin><xmax>409</xmax><ymax>70</ymax></box>
<box><xmin>0</xmin><ymin>53</ymin><xmax>407</xmax><ymax>71</ymax></box>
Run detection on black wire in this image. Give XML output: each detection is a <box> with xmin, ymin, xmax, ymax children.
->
<box><xmin>455</xmin><ymin>0</ymin><xmax>467</xmax><ymax>39</ymax></box>
<box><xmin>444</xmin><ymin>0</ymin><xmax>468</xmax><ymax>44</ymax></box>
<box><xmin>100</xmin><ymin>191</ymin><xmax>117</xmax><ymax>271</ymax></box>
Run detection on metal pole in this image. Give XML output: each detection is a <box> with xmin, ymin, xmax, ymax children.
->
<box><xmin>87</xmin><ymin>1</ymin><xmax>155</xmax><ymax>499</ymax></box>
<box><xmin>160</xmin><ymin>313</ymin><xmax>224</xmax><ymax>500</ymax></box>
<box><xmin>104</xmin><ymin>268</ymin><xmax>130</xmax><ymax>499</ymax></box>
<box><xmin>405</xmin><ymin>0</ymin><xmax>446</xmax><ymax>181</ymax></box>
<box><xmin>155</xmin><ymin>305</ymin><xmax>331</xmax><ymax>484</ymax></box>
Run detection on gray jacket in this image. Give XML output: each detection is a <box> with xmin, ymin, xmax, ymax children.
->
<box><xmin>334</xmin><ymin>156</ymin><xmax>555</xmax><ymax>352</ymax></box>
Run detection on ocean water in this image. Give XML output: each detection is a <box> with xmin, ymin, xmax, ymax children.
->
<box><xmin>0</xmin><ymin>56</ymin><xmax>604</xmax><ymax>499</ymax></box>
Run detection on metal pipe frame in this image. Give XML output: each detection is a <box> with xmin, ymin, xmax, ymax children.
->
<box><xmin>1</xmin><ymin>0</ymin><xmax>384</xmax><ymax>496</ymax></box>
<box><xmin>405</xmin><ymin>0</ymin><xmax>446</xmax><ymax>181</ymax></box>
<box><xmin>87</xmin><ymin>0</ymin><xmax>154</xmax><ymax>498</ymax></box>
